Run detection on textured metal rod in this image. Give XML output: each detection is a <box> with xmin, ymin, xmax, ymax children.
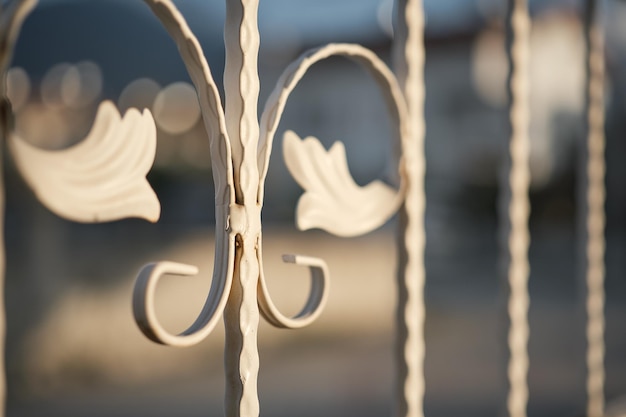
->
<box><xmin>223</xmin><ymin>0</ymin><xmax>262</xmax><ymax>416</ymax></box>
<box><xmin>393</xmin><ymin>1</ymin><xmax>426</xmax><ymax>417</ymax></box>
<box><xmin>502</xmin><ymin>1</ymin><xmax>531</xmax><ymax>417</ymax></box>
<box><xmin>583</xmin><ymin>0</ymin><xmax>606</xmax><ymax>416</ymax></box>
<box><xmin>224</xmin><ymin>0</ymin><xmax>261</xmax><ymax>203</ymax></box>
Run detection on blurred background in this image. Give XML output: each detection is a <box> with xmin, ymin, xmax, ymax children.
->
<box><xmin>3</xmin><ymin>0</ymin><xmax>626</xmax><ymax>416</ymax></box>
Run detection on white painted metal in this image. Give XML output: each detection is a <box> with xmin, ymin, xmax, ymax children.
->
<box><xmin>0</xmin><ymin>1</ymin><xmax>614</xmax><ymax>417</ymax></box>
<box><xmin>266</xmin><ymin>44</ymin><xmax>409</xmax><ymax>237</ymax></box>
<box><xmin>583</xmin><ymin>0</ymin><xmax>606</xmax><ymax>416</ymax></box>
<box><xmin>129</xmin><ymin>1</ymin><xmax>335</xmax><ymax>416</ymax></box>
<box><xmin>392</xmin><ymin>1</ymin><xmax>427</xmax><ymax>417</ymax></box>
<box><xmin>131</xmin><ymin>1</ymin><xmax>419</xmax><ymax>416</ymax></box>
<box><xmin>9</xmin><ymin>101</ymin><xmax>160</xmax><ymax>223</ymax></box>
<box><xmin>0</xmin><ymin>1</ymin><xmax>161</xmax><ymax>415</ymax></box>
<box><xmin>501</xmin><ymin>1</ymin><xmax>532</xmax><ymax>417</ymax></box>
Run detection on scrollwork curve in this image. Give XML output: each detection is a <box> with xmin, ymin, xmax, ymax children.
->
<box><xmin>257</xmin><ymin>43</ymin><xmax>410</xmax><ymax>237</ymax></box>
<box><xmin>257</xmin><ymin>250</ymin><xmax>329</xmax><ymax>329</ymax></box>
<box><xmin>142</xmin><ymin>0</ymin><xmax>234</xmax><ymax>206</ymax></box>
<box><xmin>131</xmin><ymin>0</ymin><xmax>237</xmax><ymax>347</ymax></box>
<box><xmin>254</xmin><ymin>43</ymin><xmax>411</xmax><ymax>327</ymax></box>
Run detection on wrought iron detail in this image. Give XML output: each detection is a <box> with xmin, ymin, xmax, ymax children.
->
<box><xmin>9</xmin><ymin>101</ymin><xmax>160</xmax><ymax>223</ymax></box>
<box><xmin>0</xmin><ymin>1</ymin><xmax>160</xmax><ymax>415</ymax></box>
<box><xmin>131</xmin><ymin>1</ymin><xmax>422</xmax><ymax>417</ymax></box>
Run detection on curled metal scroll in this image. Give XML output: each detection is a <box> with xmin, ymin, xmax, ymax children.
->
<box><xmin>133</xmin><ymin>2</ymin><xmax>409</xmax><ymax>349</ymax></box>
<box><xmin>142</xmin><ymin>0</ymin><xmax>234</xmax><ymax>206</ymax></box>
<box><xmin>132</xmin><ymin>0</ymin><xmax>236</xmax><ymax>347</ymax></box>
<box><xmin>255</xmin><ymin>44</ymin><xmax>409</xmax><ymax>325</ymax></box>
<box><xmin>258</xmin><ymin>43</ymin><xmax>410</xmax><ymax>237</ymax></box>
<box><xmin>132</xmin><ymin>0</ymin><xmax>330</xmax><ymax>346</ymax></box>
<box><xmin>0</xmin><ymin>1</ymin><xmax>163</xmax><ymax>412</ymax></box>
<box><xmin>133</xmin><ymin>208</ymin><xmax>235</xmax><ymax>347</ymax></box>
<box><xmin>257</xmin><ymin>251</ymin><xmax>329</xmax><ymax>329</ymax></box>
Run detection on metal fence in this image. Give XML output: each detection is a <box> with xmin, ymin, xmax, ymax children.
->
<box><xmin>0</xmin><ymin>0</ymin><xmax>612</xmax><ymax>417</ymax></box>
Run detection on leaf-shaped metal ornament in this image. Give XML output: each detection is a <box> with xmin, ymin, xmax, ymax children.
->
<box><xmin>9</xmin><ymin>100</ymin><xmax>160</xmax><ymax>223</ymax></box>
<box><xmin>284</xmin><ymin>130</ymin><xmax>403</xmax><ymax>237</ymax></box>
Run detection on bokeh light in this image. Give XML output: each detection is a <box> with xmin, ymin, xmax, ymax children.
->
<box><xmin>69</xmin><ymin>61</ymin><xmax>103</xmax><ymax>108</ymax></box>
<box><xmin>117</xmin><ymin>77</ymin><xmax>161</xmax><ymax>113</ymax></box>
<box><xmin>40</xmin><ymin>61</ymin><xmax>102</xmax><ymax>109</ymax></box>
<box><xmin>152</xmin><ymin>81</ymin><xmax>201</xmax><ymax>135</ymax></box>
<box><xmin>41</xmin><ymin>62</ymin><xmax>72</xmax><ymax>108</ymax></box>
<box><xmin>471</xmin><ymin>27</ymin><xmax>507</xmax><ymax>108</ymax></box>
<box><xmin>6</xmin><ymin>67</ymin><xmax>31</xmax><ymax>112</ymax></box>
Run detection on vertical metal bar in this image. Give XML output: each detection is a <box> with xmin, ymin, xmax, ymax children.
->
<box><xmin>502</xmin><ymin>1</ymin><xmax>531</xmax><ymax>417</ymax></box>
<box><xmin>223</xmin><ymin>1</ymin><xmax>262</xmax><ymax>417</ymax></box>
<box><xmin>393</xmin><ymin>1</ymin><xmax>426</xmax><ymax>417</ymax></box>
<box><xmin>582</xmin><ymin>1</ymin><xmax>606</xmax><ymax>416</ymax></box>
<box><xmin>224</xmin><ymin>0</ymin><xmax>261</xmax><ymax>203</ymax></box>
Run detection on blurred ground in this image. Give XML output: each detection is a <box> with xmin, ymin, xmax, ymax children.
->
<box><xmin>4</xmin><ymin>207</ymin><xmax>626</xmax><ymax>417</ymax></box>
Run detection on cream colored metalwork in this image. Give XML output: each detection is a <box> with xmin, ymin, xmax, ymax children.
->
<box><xmin>282</xmin><ymin>130</ymin><xmax>403</xmax><ymax>237</ymax></box>
<box><xmin>392</xmin><ymin>1</ymin><xmax>427</xmax><ymax>417</ymax></box>
<box><xmin>130</xmin><ymin>2</ymin><xmax>335</xmax><ymax>416</ymax></box>
<box><xmin>503</xmin><ymin>1</ymin><xmax>531</xmax><ymax>417</ymax></box>
<box><xmin>0</xmin><ymin>1</ymin><xmax>160</xmax><ymax>415</ymax></box>
<box><xmin>583</xmin><ymin>0</ymin><xmax>606</xmax><ymax>416</ymax></box>
<box><xmin>131</xmin><ymin>1</ymin><xmax>426</xmax><ymax>417</ymax></box>
<box><xmin>0</xmin><ymin>0</ymin><xmax>614</xmax><ymax>417</ymax></box>
<box><xmin>261</xmin><ymin>43</ymin><xmax>409</xmax><ymax>237</ymax></box>
<box><xmin>9</xmin><ymin>101</ymin><xmax>160</xmax><ymax>223</ymax></box>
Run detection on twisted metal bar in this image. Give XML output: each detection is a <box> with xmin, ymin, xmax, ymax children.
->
<box><xmin>393</xmin><ymin>1</ymin><xmax>426</xmax><ymax>417</ymax></box>
<box><xmin>222</xmin><ymin>1</ymin><xmax>263</xmax><ymax>415</ymax></box>
<box><xmin>503</xmin><ymin>1</ymin><xmax>531</xmax><ymax>417</ymax></box>
<box><xmin>135</xmin><ymin>2</ymin><xmax>352</xmax><ymax>415</ymax></box>
<box><xmin>583</xmin><ymin>1</ymin><xmax>606</xmax><ymax>416</ymax></box>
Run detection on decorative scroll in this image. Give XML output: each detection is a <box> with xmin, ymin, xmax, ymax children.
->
<box><xmin>283</xmin><ymin>131</ymin><xmax>401</xmax><ymax>237</ymax></box>
<box><xmin>9</xmin><ymin>101</ymin><xmax>160</xmax><ymax>223</ymax></box>
<box><xmin>0</xmin><ymin>1</ymin><xmax>161</xmax><ymax>415</ymax></box>
<box><xmin>2</xmin><ymin>0</ymin><xmax>615</xmax><ymax>416</ymax></box>
<box><xmin>132</xmin><ymin>2</ymin><xmax>417</xmax><ymax>417</ymax></box>
<box><xmin>142</xmin><ymin>0</ymin><xmax>234</xmax><ymax>206</ymax></box>
<box><xmin>257</xmin><ymin>253</ymin><xmax>330</xmax><ymax>329</ymax></box>
<box><xmin>503</xmin><ymin>1</ymin><xmax>531</xmax><ymax>417</ymax></box>
<box><xmin>134</xmin><ymin>0</ymin><xmax>328</xmax><ymax>347</ymax></box>
<box><xmin>132</xmin><ymin>2</ymin><xmax>339</xmax><ymax>416</ymax></box>
<box><xmin>582</xmin><ymin>1</ymin><xmax>606</xmax><ymax>416</ymax></box>
<box><xmin>257</xmin><ymin>42</ymin><xmax>409</xmax><ymax>237</ymax></box>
